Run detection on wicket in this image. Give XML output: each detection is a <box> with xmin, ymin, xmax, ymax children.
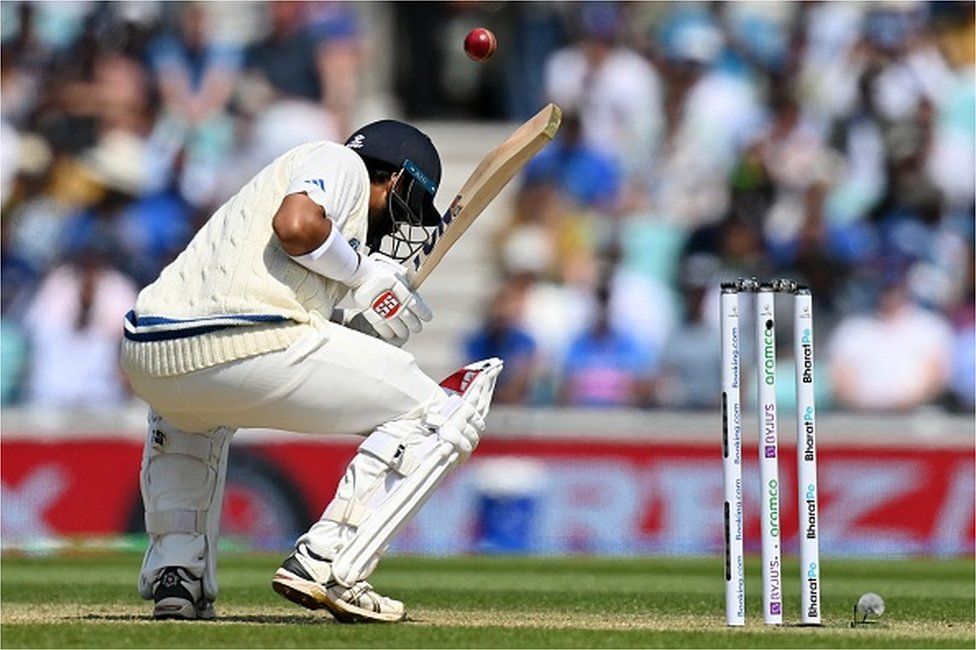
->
<box><xmin>721</xmin><ymin>278</ymin><xmax>821</xmax><ymax>627</ymax></box>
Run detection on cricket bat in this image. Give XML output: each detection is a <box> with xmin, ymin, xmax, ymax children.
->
<box><xmin>406</xmin><ymin>103</ymin><xmax>562</xmax><ymax>288</ymax></box>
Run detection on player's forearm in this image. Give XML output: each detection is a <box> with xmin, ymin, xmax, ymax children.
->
<box><xmin>274</xmin><ymin>194</ymin><xmax>370</xmax><ymax>285</ymax></box>
<box><xmin>283</xmin><ymin>224</ymin><xmax>365</xmax><ymax>286</ymax></box>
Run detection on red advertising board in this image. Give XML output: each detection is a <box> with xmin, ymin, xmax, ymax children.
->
<box><xmin>2</xmin><ymin>435</ymin><xmax>973</xmax><ymax>556</ymax></box>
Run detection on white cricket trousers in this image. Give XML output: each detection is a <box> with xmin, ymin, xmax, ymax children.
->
<box><xmin>125</xmin><ymin>319</ymin><xmax>444</xmax><ymax>600</ymax></box>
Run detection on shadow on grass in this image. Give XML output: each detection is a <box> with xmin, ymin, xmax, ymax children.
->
<box><xmin>80</xmin><ymin>613</ymin><xmax>333</xmax><ymax>625</ymax></box>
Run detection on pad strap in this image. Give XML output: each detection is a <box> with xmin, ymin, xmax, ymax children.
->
<box><xmin>359</xmin><ymin>428</ymin><xmax>428</xmax><ymax>475</ymax></box>
<box><xmin>153</xmin><ymin>430</ymin><xmax>212</xmax><ymax>462</ymax></box>
<box><xmin>145</xmin><ymin>509</ymin><xmax>207</xmax><ymax>535</ymax></box>
<box><xmin>322</xmin><ymin>498</ymin><xmax>368</xmax><ymax>527</ymax></box>
<box><xmin>327</xmin><ymin>428</ymin><xmax>444</xmax><ymax>529</ymax></box>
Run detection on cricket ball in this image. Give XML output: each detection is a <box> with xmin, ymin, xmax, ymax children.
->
<box><xmin>464</xmin><ymin>27</ymin><xmax>496</xmax><ymax>62</ymax></box>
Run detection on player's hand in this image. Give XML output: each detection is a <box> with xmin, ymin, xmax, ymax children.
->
<box><xmin>345</xmin><ymin>311</ymin><xmax>410</xmax><ymax>347</ymax></box>
<box><xmin>347</xmin><ymin>253</ymin><xmax>433</xmax><ymax>343</ymax></box>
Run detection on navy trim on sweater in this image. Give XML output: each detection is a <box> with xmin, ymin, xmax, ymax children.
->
<box><xmin>123</xmin><ymin>310</ymin><xmax>291</xmax><ymax>342</ymax></box>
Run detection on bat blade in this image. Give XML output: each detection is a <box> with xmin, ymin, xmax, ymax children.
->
<box><xmin>407</xmin><ymin>103</ymin><xmax>562</xmax><ymax>288</ymax></box>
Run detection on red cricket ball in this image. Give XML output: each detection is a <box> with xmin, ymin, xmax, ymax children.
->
<box><xmin>464</xmin><ymin>27</ymin><xmax>497</xmax><ymax>62</ymax></box>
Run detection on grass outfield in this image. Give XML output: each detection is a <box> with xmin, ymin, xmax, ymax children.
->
<box><xmin>1</xmin><ymin>553</ymin><xmax>973</xmax><ymax>648</ymax></box>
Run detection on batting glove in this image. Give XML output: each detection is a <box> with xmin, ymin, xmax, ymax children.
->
<box><xmin>347</xmin><ymin>253</ymin><xmax>433</xmax><ymax>344</ymax></box>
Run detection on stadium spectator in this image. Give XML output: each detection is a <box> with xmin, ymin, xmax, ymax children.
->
<box><xmin>948</xmin><ymin>321</ymin><xmax>975</xmax><ymax>413</ymax></box>
<box><xmin>558</xmin><ymin>283</ymin><xmax>656</xmax><ymax>408</ymax></box>
<box><xmin>465</xmin><ymin>281</ymin><xmax>538</xmax><ymax>406</ymax></box>
<box><xmin>754</xmin><ymin>92</ymin><xmax>833</xmax><ymax>259</ymax></box>
<box><xmin>823</xmin><ymin>65</ymin><xmax>889</xmax><ymax>226</ymax></box>
<box><xmin>0</xmin><ymin>217</ymin><xmax>34</xmax><ymax>405</ymax></box>
<box><xmin>0</xmin><ymin>1</ymin><xmax>971</xmax><ymax>414</ymax></box>
<box><xmin>22</xmin><ymin>247</ymin><xmax>137</xmax><ymax>408</ymax></box>
<box><xmin>945</xmin><ymin>251</ymin><xmax>975</xmax><ymax>412</ymax></box>
<box><xmin>147</xmin><ymin>3</ymin><xmax>241</xmax><ymax>205</ymax></box>
<box><xmin>544</xmin><ymin>2</ymin><xmax>662</xmax><ymax>180</ymax></box>
<box><xmin>49</xmin><ymin>30</ymin><xmax>153</xmax><ymax>140</ymax></box>
<box><xmin>521</xmin><ymin>112</ymin><xmax>622</xmax><ymax>212</ymax></box>
<box><xmin>496</xmin><ymin>172</ymin><xmax>599</xmax><ymax>291</ymax></box>
<box><xmin>494</xmin><ymin>194</ymin><xmax>590</xmax><ymax>403</ymax></box>
<box><xmin>31</xmin><ymin>12</ymin><xmax>104</xmax><ymax>155</ymax></box>
<box><xmin>59</xmin><ymin>131</ymin><xmax>154</xmax><ymax>281</ymax></box>
<box><xmin>926</xmin><ymin>4</ymin><xmax>976</xmax><ymax>212</ymax></box>
<box><xmin>646</xmin><ymin>9</ymin><xmax>764</xmax><ymax>226</ymax></box>
<box><xmin>0</xmin><ymin>317</ymin><xmax>27</xmax><ymax>405</ymax></box>
<box><xmin>827</xmin><ymin>276</ymin><xmax>954</xmax><ymax>412</ymax></box>
<box><xmin>604</xmin><ymin>239</ymin><xmax>676</xmax><ymax>362</ymax></box>
<box><xmin>654</xmin><ymin>258</ymin><xmax>720</xmax><ymax>408</ymax></box>
<box><xmin>0</xmin><ymin>3</ymin><xmax>50</xmax><ymax>128</ymax></box>
<box><xmin>149</xmin><ymin>4</ymin><xmax>240</xmax><ymax>126</ymax></box>
<box><xmin>682</xmin><ymin>212</ymin><xmax>771</xmax><ymax>284</ymax></box>
<box><xmin>242</xmin><ymin>2</ymin><xmax>360</xmax><ymax>135</ymax></box>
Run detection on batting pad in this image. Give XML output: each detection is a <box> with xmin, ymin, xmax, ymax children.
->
<box><xmin>138</xmin><ymin>411</ymin><xmax>234</xmax><ymax>602</ymax></box>
<box><xmin>330</xmin><ymin>358</ymin><xmax>502</xmax><ymax>587</ymax></box>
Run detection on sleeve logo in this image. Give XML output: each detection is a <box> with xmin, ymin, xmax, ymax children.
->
<box><xmin>304</xmin><ymin>178</ymin><xmax>326</xmax><ymax>192</ymax></box>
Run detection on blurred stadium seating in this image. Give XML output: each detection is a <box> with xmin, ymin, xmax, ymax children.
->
<box><xmin>2</xmin><ymin>1</ymin><xmax>972</xmax><ymax>413</ymax></box>
<box><xmin>1</xmin><ymin>1</ymin><xmax>973</xmax><ymax>557</ymax></box>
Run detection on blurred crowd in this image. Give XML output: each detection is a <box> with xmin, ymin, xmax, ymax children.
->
<box><xmin>1</xmin><ymin>1</ymin><xmax>361</xmax><ymax>407</ymax></box>
<box><xmin>466</xmin><ymin>1</ymin><xmax>975</xmax><ymax>413</ymax></box>
<box><xmin>1</xmin><ymin>1</ymin><xmax>973</xmax><ymax>415</ymax></box>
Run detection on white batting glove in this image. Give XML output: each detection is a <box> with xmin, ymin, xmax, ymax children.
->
<box><xmin>428</xmin><ymin>358</ymin><xmax>504</xmax><ymax>461</ymax></box>
<box><xmin>345</xmin><ymin>312</ymin><xmax>409</xmax><ymax>347</ymax></box>
<box><xmin>347</xmin><ymin>253</ymin><xmax>433</xmax><ymax>344</ymax></box>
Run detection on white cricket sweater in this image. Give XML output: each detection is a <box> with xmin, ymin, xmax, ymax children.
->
<box><xmin>121</xmin><ymin>141</ymin><xmax>369</xmax><ymax>377</ymax></box>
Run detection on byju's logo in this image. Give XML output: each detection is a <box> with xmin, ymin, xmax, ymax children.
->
<box><xmin>347</xmin><ymin>134</ymin><xmax>366</xmax><ymax>149</ymax></box>
<box><xmin>763</xmin><ymin>404</ymin><xmax>776</xmax><ymax>453</ymax></box>
<box><xmin>767</xmin><ymin>548</ymin><xmax>782</xmax><ymax>615</ymax></box>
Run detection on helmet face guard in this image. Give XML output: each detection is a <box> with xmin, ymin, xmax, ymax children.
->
<box><xmin>390</xmin><ymin>159</ymin><xmax>436</xmax><ymax>227</ymax></box>
<box><xmin>377</xmin><ymin>159</ymin><xmax>441</xmax><ymax>263</ymax></box>
<box><xmin>375</xmin><ymin>221</ymin><xmax>435</xmax><ymax>265</ymax></box>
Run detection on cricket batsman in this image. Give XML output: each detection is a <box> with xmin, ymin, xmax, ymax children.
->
<box><xmin>120</xmin><ymin>119</ymin><xmax>503</xmax><ymax>622</ymax></box>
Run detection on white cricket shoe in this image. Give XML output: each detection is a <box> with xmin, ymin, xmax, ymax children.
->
<box><xmin>272</xmin><ymin>543</ymin><xmax>405</xmax><ymax>623</ymax></box>
<box><xmin>151</xmin><ymin>566</ymin><xmax>215</xmax><ymax>620</ymax></box>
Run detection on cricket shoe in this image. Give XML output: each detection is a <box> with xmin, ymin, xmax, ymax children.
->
<box><xmin>272</xmin><ymin>543</ymin><xmax>405</xmax><ymax>623</ymax></box>
<box><xmin>152</xmin><ymin>566</ymin><xmax>215</xmax><ymax>620</ymax></box>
